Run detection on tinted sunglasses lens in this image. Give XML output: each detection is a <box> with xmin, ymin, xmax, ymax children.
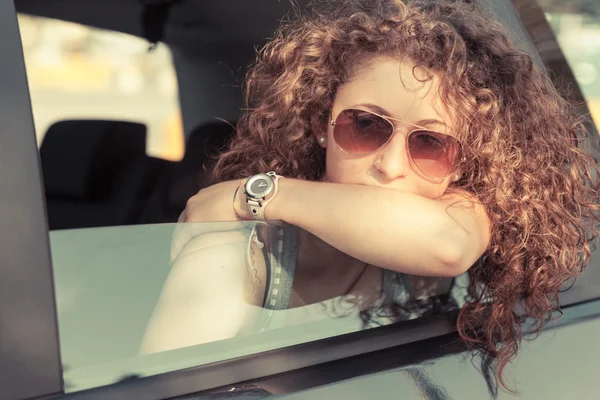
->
<box><xmin>333</xmin><ymin>109</ymin><xmax>394</xmax><ymax>155</ymax></box>
<box><xmin>408</xmin><ymin>130</ymin><xmax>460</xmax><ymax>178</ymax></box>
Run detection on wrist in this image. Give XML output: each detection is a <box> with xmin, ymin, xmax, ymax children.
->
<box><xmin>233</xmin><ymin>179</ymin><xmax>252</xmax><ymax>220</ymax></box>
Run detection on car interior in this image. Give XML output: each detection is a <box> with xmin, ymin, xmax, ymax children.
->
<box><xmin>17</xmin><ymin>0</ymin><xmax>310</xmax><ymax>230</ymax></box>
<box><xmin>18</xmin><ymin>0</ymin><xmax>545</xmax><ymax>231</ymax></box>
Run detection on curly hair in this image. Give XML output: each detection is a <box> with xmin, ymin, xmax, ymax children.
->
<box><xmin>211</xmin><ymin>0</ymin><xmax>600</xmax><ymax>395</ymax></box>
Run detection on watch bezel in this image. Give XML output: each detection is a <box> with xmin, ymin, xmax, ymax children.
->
<box><xmin>245</xmin><ymin>173</ymin><xmax>275</xmax><ymax>199</ymax></box>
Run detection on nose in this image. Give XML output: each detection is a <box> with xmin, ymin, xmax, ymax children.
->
<box><xmin>374</xmin><ymin>130</ymin><xmax>411</xmax><ymax>180</ymax></box>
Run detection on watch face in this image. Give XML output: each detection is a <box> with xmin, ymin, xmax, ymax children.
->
<box><xmin>246</xmin><ymin>174</ymin><xmax>274</xmax><ymax>198</ymax></box>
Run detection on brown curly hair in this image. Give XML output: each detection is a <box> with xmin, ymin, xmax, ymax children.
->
<box><xmin>211</xmin><ymin>0</ymin><xmax>600</xmax><ymax>395</ymax></box>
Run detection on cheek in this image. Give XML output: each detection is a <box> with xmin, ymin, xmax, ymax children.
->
<box><xmin>419</xmin><ymin>181</ymin><xmax>451</xmax><ymax>199</ymax></box>
<box><xmin>324</xmin><ymin>147</ymin><xmax>365</xmax><ymax>183</ymax></box>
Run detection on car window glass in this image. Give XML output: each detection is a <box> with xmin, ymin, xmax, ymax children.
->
<box><xmin>50</xmin><ymin>221</ymin><xmax>465</xmax><ymax>392</ymax></box>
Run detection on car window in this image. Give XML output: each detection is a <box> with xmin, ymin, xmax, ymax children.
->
<box><xmin>50</xmin><ymin>221</ymin><xmax>463</xmax><ymax>393</ymax></box>
<box><xmin>17</xmin><ymin>5</ymin><xmax>462</xmax><ymax>394</ymax></box>
<box><xmin>18</xmin><ymin>14</ymin><xmax>184</xmax><ymax>160</ymax></box>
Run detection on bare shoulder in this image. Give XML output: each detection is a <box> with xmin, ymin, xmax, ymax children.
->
<box><xmin>177</xmin><ymin>230</ymin><xmax>248</xmax><ymax>257</ymax></box>
<box><xmin>170</xmin><ymin>224</ymin><xmax>249</xmax><ymax>264</ymax></box>
<box><xmin>170</xmin><ymin>227</ymin><xmax>267</xmax><ymax>307</ymax></box>
<box><xmin>141</xmin><ymin>228</ymin><xmax>267</xmax><ymax>353</ymax></box>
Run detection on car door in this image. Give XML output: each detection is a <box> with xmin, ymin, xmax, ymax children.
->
<box><xmin>1</xmin><ymin>0</ymin><xmax>600</xmax><ymax>399</ymax></box>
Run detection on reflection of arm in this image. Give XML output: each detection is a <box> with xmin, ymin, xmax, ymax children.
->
<box><xmin>260</xmin><ymin>180</ymin><xmax>490</xmax><ymax>277</ymax></box>
<box><xmin>140</xmin><ymin>230</ymin><xmax>266</xmax><ymax>354</ymax></box>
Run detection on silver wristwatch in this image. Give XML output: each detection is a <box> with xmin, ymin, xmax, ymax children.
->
<box><xmin>243</xmin><ymin>171</ymin><xmax>282</xmax><ymax>220</ymax></box>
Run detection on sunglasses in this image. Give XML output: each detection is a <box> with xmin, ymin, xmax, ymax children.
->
<box><xmin>330</xmin><ymin>108</ymin><xmax>463</xmax><ymax>180</ymax></box>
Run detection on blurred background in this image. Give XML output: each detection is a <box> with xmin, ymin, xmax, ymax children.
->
<box><xmin>17</xmin><ymin>14</ymin><xmax>184</xmax><ymax>161</ymax></box>
<box><xmin>545</xmin><ymin>9</ymin><xmax>600</xmax><ymax>126</ymax></box>
<box><xmin>521</xmin><ymin>0</ymin><xmax>600</xmax><ymax>127</ymax></box>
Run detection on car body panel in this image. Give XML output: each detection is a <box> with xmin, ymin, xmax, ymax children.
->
<box><xmin>276</xmin><ymin>313</ymin><xmax>600</xmax><ymax>400</ymax></box>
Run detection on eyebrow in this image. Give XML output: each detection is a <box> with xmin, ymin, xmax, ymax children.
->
<box><xmin>353</xmin><ymin>103</ymin><xmax>449</xmax><ymax>128</ymax></box>
<box><xmin>417</xmin><ymin>119</ymin><xmax>448</xmax><ymax>128</ymax></box>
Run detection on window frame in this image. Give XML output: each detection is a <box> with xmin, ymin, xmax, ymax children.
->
<box><xmin>0</xmin><ymin>1</ymin><xmax>62</xmax><ymax>399</ymax></box>
<box><xmin>59</xmin><ymin>314</ymin><xmax>460</xmax><ymax>400</ymax></box>
<box><xmin>511</xmin><ymin>0</ymin><xmax>592</xmax><ymax>116</ymax></box>
<box><xmin>2</xmin><ymin>0</ymin><xmax>600</xmax><ymax>399</ymax></box>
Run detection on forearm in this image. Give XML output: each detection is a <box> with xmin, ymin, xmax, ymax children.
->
<box><xmin>265</xmin><ymin>179</ymin><xmax>469</xmax><ymax>277</ymax></box>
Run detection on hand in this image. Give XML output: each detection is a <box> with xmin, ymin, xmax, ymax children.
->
<box><xmin>172</xmin><ymin>179</ymin><xmax>252</xmax><ymax>262</ymax></box>
<box><xmin>180</xmin><ymin>179</ymin><xmax>249</xmax><ymax>223</ymax></box>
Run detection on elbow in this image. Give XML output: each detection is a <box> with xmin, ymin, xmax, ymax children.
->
<box><xmin>431</xmin><ymin>209</ymin><xmax>490</xmax><ymax>278</ymax></box>
<box><xmin>435</xmin><ymin>236</ymin><xmax>472</xmax><ymax>278</ymax></box>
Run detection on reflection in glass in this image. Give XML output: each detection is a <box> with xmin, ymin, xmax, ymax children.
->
<box><xmin>50</xmin><ymin>222</ymin><xmax>464</xmax><ymax>392</ymax></box>
<box><xmin>142</xmin><ymin>222</ymin><xmax>467</xmax><ymax>354</ymax></box>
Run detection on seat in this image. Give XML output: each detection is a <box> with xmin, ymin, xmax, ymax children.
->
<box><xmin>138</xmin><ymin>120</ymin><xmax>236</xmax><ymax>223</ymax></box>
<box><xmin>40</xmin><ymin>120</ymin><xmax>169</xmax><ymax>230</ymax></box>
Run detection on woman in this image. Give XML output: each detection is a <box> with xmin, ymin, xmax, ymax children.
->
<box><xmin>142</xmin><ymin>0</ymin><xmax>599</xmax><ymax>395</ymax></box>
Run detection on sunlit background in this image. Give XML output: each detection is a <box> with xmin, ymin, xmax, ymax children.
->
<box><xmin>17</xmin><ymin>14</ymin><xmax>184</xmax><ymax>161</ymax></box>
<box><xmin>544</xmin><ymin>5</ymin><xmax>600</xmax><ymax>127</ymax></box>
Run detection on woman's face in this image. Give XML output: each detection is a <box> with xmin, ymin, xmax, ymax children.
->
<box><xmin>317</xmin><ymin>58</ymin><xmax>459</xmax><ymax>199</ymax></box>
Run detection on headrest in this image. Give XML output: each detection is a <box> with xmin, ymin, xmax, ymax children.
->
<box><xmin>40</xmin><ymin>120</ymin><xmax>147</xmax><ymax>199</ymax></box>
<box><xmin>182</xmin><ymin>121</ymin><xmax>236</xmax><ymax>164</ymax></box>
<box><xmin>167</xmin><ymin>121</ymin><xmax>236</xmax><ymax>207</ymax></box>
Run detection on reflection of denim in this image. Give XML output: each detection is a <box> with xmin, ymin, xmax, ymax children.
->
<box><xmin>254</xmin><ymin>224</ymin><xmax>470</xmax><ymax>330</ymax></box>
<box><xmin>258</xmin><ymin>224</ymin><xmax>298</xmax><ymax>310</ymax></box>
<box><xmin>360</xmin><ymin>270</ymin><xmax>468</xmax><ymax>329</ymax></box>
